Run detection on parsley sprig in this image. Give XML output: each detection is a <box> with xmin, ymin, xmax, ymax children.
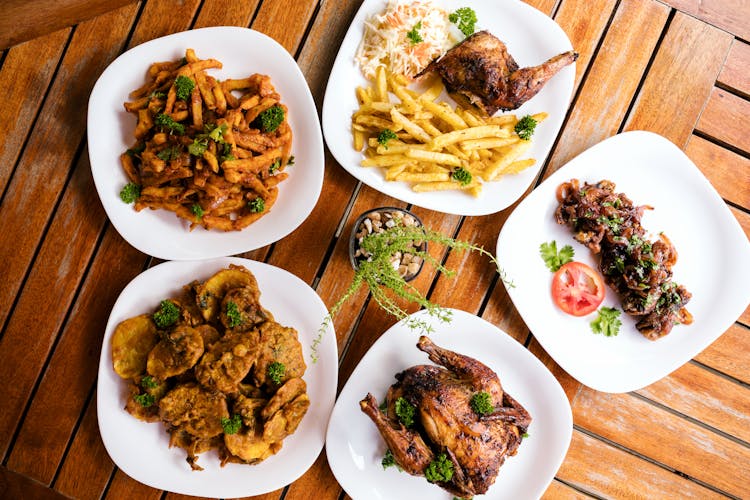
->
<box><xmin>540</xmin><ymin>241</ymin><xmax>575</xmax><ymax>272</ymax></box>
<box><xmin>590</xmin><ymin>306</ymin><xmax>622</xmax><ymax>336</ymax></box>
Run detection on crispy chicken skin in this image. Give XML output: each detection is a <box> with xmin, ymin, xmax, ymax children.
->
<box><xmin>418</xmin><ymin>30</ymin><xmax>577</xmax><ymax>114</ymax></box>
<box><xmin>360</xmin><ymin>336</ymin><xmax>531</xmax><ymax>498</ymax></box>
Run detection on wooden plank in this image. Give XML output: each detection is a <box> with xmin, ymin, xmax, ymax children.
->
<box><xmin>636</xmin><ymin>361</ymin><xmax>750</xmax><ymax>443</ymax></box>
<box><xmin>685</xmin><ymin>134</ymin><xmax>750</xmax><ymax>207</ymax></box>
<box><xmin>0</xmin><ymin>3</ymin><xmax>139</xmax><ymax>460</ymax></box>
<box><xmin>545</xmin><ymin>0</ymin><xmax>670</xmax><ymax>172</ymax></box>
<box><xmin>717</xmin><ymin>40</ymin><xmax>750</xmax><ymax>97</ymax></box>
<box><xmin>527</xmin><ymin>337</ymin><xmax>583</xmax><ymax>403</ymax></box>
<box><xmin>658</xmin><ymin>0</ymin><xmax>750</xmax><ymax>41</ymax></box>
<box><xmin>542</xmin><ymin>479</ymin><xmax>595</xmax><ymax>499</ymax></box>
<box><xmin>0</xmin><ymin>466</ymin><xmax>69</xmax><ymax>500</ymax></box>
<box><xmin>557</xmin><ymin>431</ymin><xmax>724</xmax><ymax>499</ymax></box>
<box><xmin>0</xmin><ymin>152</ymin><xmax>107</xmax><ymax>462</ymax></box>
<box><xmin>696</xmin><ymin>88</ymin><xmax>750</xmax><ymax>154</ymax></box>
<box><xmin>52</xmin><ymin>396</ymin><xmax>113</xmax><ymax>499</ymax></box>
<box><xmin>278</xmin><ymin>453</ymin><xmax>341</xmax><ymax>500</ymax></box>
<box><xmin>127</xmin><ymin>0</ymin><xmax>202</xmax><ymax>49</ymax></box>
<box><xmin>624</xmin><ymin>11</ymin><xmax>733</xmax><ymax>148</ymax></box>
<box><xmin>251</xmin><ymin>0</ymin><xmax>318</xmax><ymax>54</ymax></box>
<box><xmin>573</xmin><ymin>387</ymin><xmax>750</xmax><ymax>497</ymax></box>
<box><xmin>694</xmin><ymin>323</ymin><xmax>750</xmax><ymax>384</ymax></box>
<box><xmin>104</xmin><ymin>470</ymin><xmax>162</xmax><ymax>500</ymax></box>
<box><xmin>0</xmin><ymin>0</ymin><xmax>136</xmax><ymax>49</ymax></box>
<box><xmin>0</xmin><ymin>30</ymin><xmax>68</xmax><ymax>197</ymax></box>
<box><xmin>193</xmin><ymin>0</ymin><xmax>260</xmax><ymax>29</ymax></box>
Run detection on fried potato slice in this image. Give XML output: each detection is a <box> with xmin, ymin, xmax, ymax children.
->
<box><xmin>194</xmin><ymin>264</ymin><xmax>260</xmax><ymax>322</ymax></box>
<box><xmin>112</xmin><ymin>314</ymin><xmax>158</xmax><ymax>379</ymax></box>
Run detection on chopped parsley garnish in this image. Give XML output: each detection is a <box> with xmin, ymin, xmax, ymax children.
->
<box><xmin>154</xmin><ymin>113</ymin><xmax>185</xmax><ymax>135</ymax></box>
<box><xmin>119</xmin><ymin>182</ymin><xmax>141</xmax><ymax>204</ymax></box>
<box><xmin>590</xmin><ymin>306</ymin><xmax>622</xmax><ymax>337</ymax></box>
<box><xmin>191</xmin><ymin>203</ymin><xmax>204</xmax><ymax>219</ymax></box>
<box><xmin>256</xmin><ymin>105</ymin><xmax>285</xmax><ymax>133</ymax></box>
<box><xmin>514</xmin><ymin>115</ymin><xmax>537</xmax><ymax>140</ymax></box>
<box><xmin>134</xmin><ymin>393</ymin><xmax>155</xmax><ymax>407</ymax></box>
<box><xmin>394</xmin><ymin>397</ymin><xmax>416</xmax><ymax>428</ymax></box>
<box><xmin>381</xmin><ymin>449</ymin><xmax>403</xmax><ymax>471</ymax></box>
<box><xmin>469</xmin><ymin>391</ymin><xmax>494</xmax><ymax>416</ymax></box>
<box><xmin>226</xmin><ymin>301</ymin><xmax>244</xmax><ymax>328</ymax></box>
<box><xmin>406</xmin><ymin>21</ymin><xmax>423</xmax><ymax>44</ymax></box>
<box><xmin>377</xmin><ymin>128</ymin><xmax>398</xmax><ymax>148</ymax></box>
<box><xmin>248</xmin><ymin>197</ymin><xmax>265</xmax><ymax>213</ymax></box>
<box><xmin>269</xmin><ymin>158</ymin><xmax>281</xmax><ymax>174</ymax></box>
<box><xmin>449</xmin><ymin>7</ymin><xmax>478</xmax><ymax>37</ymax></box>
<box><xmin>126</xmin><ymin>144</ymin><xmax>145</xmax><ymax>157</ymax></box>
<box><xmin>597</xmin><ymin>215</ymin><xmax>624</xmax><ymax>234</ymax></box>
<box><xmin>540</xmin><ymin>241</ymin><xmax>575</xmax><ymax>272</ymax></box>
<box><xmin>220</xmin><ymin>142</ymin><xmax>235</xmax><ymax>162</ymax></box>
<box><xmin>451</xmin><ymin>166</ymin><xmax>472</xmax><ymax>186</ymax></box>
<box><xmin>522</xmin><ymin>432</ymin><xmax>529</xmax><ymax>438</ymax></box>
<box><xmin>148</xmin><ymin>90</ymin><xmax>166</xmax><ymax>99</ymax></box>
<box><xmin>425</xmin><ymin>453</ymin><xmax>454</xmax><ymax>483</ymax></box>
<box><xmin>207</xmin><ymin>123</ymin><xmax>227</xmax><ymax>142</ymax></box>
<box><xmin>153</xmin><ymin>300</ymin><xmax>179</xmax><ymax>328</ymax></box>
<box><xmin>156</xmin><ymin>145</ymin><xmax>180</xmax><ymax>162</ymax></box>
<box><xmin>267</xmin><ymin>361</ymin><xmax>286</xmax><ymax>384</ymax></box>
<box><xmin>221</xmin><ymin>414</ymin><xmax>242</xmax><ymax>434</ymax></box>
<box><xmin>188</xmin><ymin>138</ymin><xmax>208</xmax><ymax>156</ymax></box>
<box><xmin>174</xmin><ymin>75</ymin><xmax>195</xmax><ymax>101</ymax></box>
<box><xmin>141</xmin><ymin>375</ymin><xmax>158</xmax><ymax>389</ymax></box>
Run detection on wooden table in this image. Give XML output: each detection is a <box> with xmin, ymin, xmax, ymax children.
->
<box><xmin>1</xmin><ymin>0</ymin><xmax>748</xmax><ymax>498</ymax></box>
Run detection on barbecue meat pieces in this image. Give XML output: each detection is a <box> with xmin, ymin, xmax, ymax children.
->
<box><xmin>360</xmin><ymin>336</ymin><xmax>531</xmax><ymax>498</ymax></box>
<box><xmin>418</xmin><ymin>30</ymin><xmax>577</xmax><ymax>114</ymax></box>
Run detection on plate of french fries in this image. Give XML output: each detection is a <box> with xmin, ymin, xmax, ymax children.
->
<box><xmin>322</xmin><ymin>0</ymin><xmax>576</xmax><ymax>215</ymax></box>
<box><xmin>88</xmin><ymin>27</ymin><xmax>324</xmax><ymax>260</ymax></box>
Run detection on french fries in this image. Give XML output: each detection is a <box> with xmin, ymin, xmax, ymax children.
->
<box><xmin>121</xmin><ymin>49</ymin><xmax>293</xmax><ymax>231</ymax></box>
<box><xmin>351</xmin><ymin>66</ymin><xmax>546</xmax><ymax>195</ymax></box>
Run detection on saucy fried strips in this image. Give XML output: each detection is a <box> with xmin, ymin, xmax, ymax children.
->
<box><xmin>120</xmin><ymin>49</ymin><xmax>292</xmax><ymax>231</ymax></box>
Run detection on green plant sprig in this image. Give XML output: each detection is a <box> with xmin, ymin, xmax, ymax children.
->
<box><xmin>310</xmin><ymin>221</ymin><xmax>512</xmax><ymax>363</ymax></box>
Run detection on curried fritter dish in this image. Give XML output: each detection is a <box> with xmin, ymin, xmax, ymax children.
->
<box><xmin>555</xmin><ymin>179</ymin><xmax>693</xmax><ymax>339</ymax></box>
<box><xmin>417</xmin><ymin>30</ymin><xmax>578</xmax><ymax>115</ymax></box>
<box><xmin>111</xmin><ymin>264</ymin><xmax>309</xmax><ymax>470</ymax></box>
<box><xmin>360</xmin><ymin>336</ymin><xmax>530</xmax><ymax>498</ymax></box>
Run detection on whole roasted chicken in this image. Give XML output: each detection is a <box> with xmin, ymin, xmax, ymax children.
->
<box><xmin>360</xmin><ymin>336</ymin><xmax>531</xmax><ymax>498</ymax></box>
<box><xmin>418</xmin><ymin>30</ymin><xmax>577</xmax><ymax>115</ymax></box>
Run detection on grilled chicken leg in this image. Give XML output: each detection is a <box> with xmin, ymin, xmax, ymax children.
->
<box><xmin>418</xmin><ymin>30</ymin><xmax>578</xmax><ymax>114</ymax></box>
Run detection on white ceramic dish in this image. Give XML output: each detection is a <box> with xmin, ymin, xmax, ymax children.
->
<box><xmin>497</xmin><ymin>131</ymin><xmax>750</xmax><ymax>393</ymax></box>
<box><xmin>326</xmin><ymin>308</ymin><xmax>572</xmax><ymax>499</ymax></box>
<box><xmin>322</xmin><ymin>0</ymin><xmax>576</xmax><ymax>215</ymax></box>
<box><xmin>88</xmin><ymin>27</ymin><xmax>324</xmax><ymax>260</ymax></box>
<box><xmin>97</xmin><ymin>258</ymin><xmax>337</xmax><ymax>498</ymax></box>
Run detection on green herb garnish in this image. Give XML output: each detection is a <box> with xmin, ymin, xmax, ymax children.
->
<box><xmin>539</xmin><ymin>241</ymin><xmax>574</xmax><ymax>272</ymax></box>
<box><xmin>406</xmin><ymin>21</ymin><xmax>423</xmax><ymax>44</ymax></box>
<box><xmin>188</xmin><ymin>138</ymin><xmax>208</xmax><ymax>156</ymax></box>
<box><xmin>156</xmin><ymin>145</ymin><xmax>180</xmax><ymax>162</ymax></box>
<box><xmin>153</xmin><ymin>300</ymin><xmax>179</xmax><ymax>328</ymax></box>
<box><xmin>174</xmin><ymin>75</ymin><xmax>195</xmax><ymax>101</ymax></box>
<box><xmin>134</xmin><ymin>393</ymin><xmax>155</xmax><ymax>408</ymax></box>
<box><xmin>256</xmin><ymin>105</ymin><xmax>285</xmax><ymax>133</ymax></box>
<box><xmin>191</xmin><ymin>203</ymin><xmax>204</xmax><ymax>219</ymax></box>
<box><xmin>514</xmin><ymin>115</ymin><xmax>537</xmax><ymax>140</ymax></box>
<box><xmin>221</xmin><ymin>414</ymin><xmax>242</xmax><ymax>434</ymax></box>
<box><xmin>126</xmin><ymin>144</ymin><xmax>145</xmax><ymax>157</ymax></box>
<box><xmin>381</xmin><ymin>449</ymin><xmax>403</xmax><ymax>471</ymax></box>
<box><xmin>154</xmin><ymin>113</ymin><xmax>185</xmax><ymax>135</ymax></box>
<box><xmin>377</xmin><ymin>128</ymin><xmax>398</xmax><ymax>148</ymax></box>
<box><xmin>590</xmin><ymin>306</ymin><xmax>622</xmax><ymax>337</ymax></box>
<box><xmin>269</xmin><ymin>158</ymin><xmax>281</xmax><ymax>174</ymax></box>
<box><xmin>141</xmin><ymin>375</ymin><xmax>158</xmax><ymax>389</ymax></box>
<box><xmin>267</xmin><ymin>361</ymin><xmax>286</xmax><ymax>384</ymax></box>
<box><xmin>119</xmin><ymin>182</ymin><xmax>141</xmax><ymax>204</ymax></box>
<box><xmin>248</xmin><ymin>197</ymin><xmax>265</xmax><ymax>213</ymax></box>
<box><xmin>449</xmin><ymin>7</ymin><xmax>478</xmax><ymax>37</ymax></box>
<box><xmin>451</xmin><ymin>167</ymin><xmax>472</xmax><ymax>186</ymax></box>
<box><xmin>226</xmin><ymin>301</ymin><xmax>243</xmax><ymax>328</ymax></box>
<box><xmin>207</xmin><ymin>123</ymin><xmax>227</xmax><ymax>142</ymax></box>
<box><xmin>394</xmin><ymin>397</ymin><xmax>416</xmax><ymax>428</ymax></box>
<box><xmin>425</xmin><ymin>453</ymin><xmax>454</xmax><ymax>483</ymax></box>
<box><xmin>469</xmin><ymin>391</ymin><xmax>494</xmax><ymax>416</ymax></box>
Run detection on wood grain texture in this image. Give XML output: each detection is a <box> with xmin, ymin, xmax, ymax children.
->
<box><xmin>573</xmin><ymin>387</ymin><xmax>750</xmax><ymax>497</ymax></box>
<box><xmin>251</xmin><ymin>0</ymin><xmax>319</xmax><ymax>54</ymax></box>
<box><xmin>0</xmin><ymin>0</ymin><xmax>136</xmax><ymax>49</ymax></box>
<box><xmin>636</xmin><ymin>362</ymin><xmax>750</xmax><ymax>443</ymax></box>
<box><xmin>658</xmin><ymin>0</ymin><xmax>750</xmax><ymax>40</ymax></box>
<box><xmin>717</xmin><ymin>40</ymin><xmax>750</xmax><ymax>96</ymax></box>
<box><xmin>527</xmin><ymin>337</ymin><xmax>582</xmax><ymax>403</ymax></box>
<box><xmin>541</xmin><ymin>479</ymin><xmax>595</xmax><ymax>499</ymax></box>
<box><xmin>127</xmin><ymin>0</ymin><xmax>202</xmax><ymax>49</ymax></box>
<box><xmin>104</xmin><ymin>470</ymin><xmax>162</xmax><ymax>500</ymax></box>
<box><xmin>193</xmin><ymin>0</ymin><xmax>260</xmax><ymax>28</ymax></box>
<box><xmin>544</xmin><ymin>0</ymin><xmax>670</xmax><ymax>172</ymax></box>
<box><xmin>0</xmin><ymin>30</ymin><xmax>68</xmax><ymax>197</ymax></box>
<box><xmin>685</xmin><ymin>134</ymin><xmax>750</xmax><ymax>207</ymax></box>
<box><xmin>0</xmin><ymin>466</ymin><xmax>70</xmax><ymax>500</ymax></box>
<box><xmin>624</xmin><ymin>11</ymin><xmax>733</xmax><ymax>147</ymax></box>
<box><xmin>694</xmin><ymin>323</ymin><xmax>750</xmax><ymax>384</ymax></box>
<box><xmin>696</xmin><ymin>87</ymin><xmax>750</xmax><ymax>154</ymax></box>
<box><xmin>557</xmin><ymin>431</ymin><xmax>724</xmax><ymax>499</ymax></box>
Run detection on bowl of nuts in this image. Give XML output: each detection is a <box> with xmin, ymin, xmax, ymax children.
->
<box><xmin>349</xmin><ymin>207</ymin><xmax>426</xmax><ymax>282</ymax></box>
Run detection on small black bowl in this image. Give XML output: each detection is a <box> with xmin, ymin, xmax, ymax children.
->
<box><xmin>348</xmin><ymin>206</ymin><xmax>427</xmax><ymax>282</ymax></box>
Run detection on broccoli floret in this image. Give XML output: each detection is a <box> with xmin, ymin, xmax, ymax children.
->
<box><xmin>248</xmin><ymin>197</ymin><xmax>265</xmax><ymax>213</ymax></box>
<box><xmin>267</xmin><ymin>361</ymin><xmax>286</xmax><ymax>384</ymax></box>
<box><xmin>119</xmin><ymin>182</ymin><xmax>141</xmax><ymax>204</ymax></box>
<box><xmin>256</xmin><ymin>105</ymin><xmax>285</xmax><ymax>133</ymax></box>
<box><xmin>425</xmin><ymin>453</ymin><xmax>454</xmax><ymax>483</ymax></box>
<box><xmin>153</xmin><ymin>300</ymin><xmax>179</xmax><ymax>328</ymax></box>
<box><xmin>451</xmin><ymin>167</ymin><xmax>472</xmax><ymax>186</ymax></box>
<box><xmin>514</xmin><ymin>115</ymin><xmax>538</xmax><ymax>140</ymax></box>
<box><xmin>174</xmin><ymin>75</ymin><xmax>195</xmax><ymax>100</ymax></box>
<box><xmin>469</xmin><ymin>391</ymin><xmax>494</xmax><ymax>416</ymax></box>
<box><xmin>449</xmin><ymin>7</ymin><xmax>478</xmax><ymax>37</ymax></box>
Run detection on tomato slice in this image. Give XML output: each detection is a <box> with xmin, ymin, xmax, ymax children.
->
<box><xmin>551</xmin><ymin>262</ymin><xmax>605</xmax><ymax>316</ymax></box>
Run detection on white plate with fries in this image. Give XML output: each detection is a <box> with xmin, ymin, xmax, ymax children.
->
<box><xmin>322</xmin><ymin>0</ymin><xmax>575</xmax><ymax>215</ymax></box>
<box><xmin>496</xmin><ymin>131</ymin><xmax>750</xmax><ymax>393</ymax></box>
<box><xmin>88</xmin><ymin>27</ymin><xmax>324</xmax><ymax>260</ymax></box>
<box><xmin>97</xmin><ymin>257</ymin><xmax>338</xmax><ymax>497</ymax></box>
<box><xmin>326</xmin><ymin>309</ymin><xmax>572</xmax><ymax>499</ymax></box>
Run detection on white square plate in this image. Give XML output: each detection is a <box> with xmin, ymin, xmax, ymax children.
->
<box><xmin>88</xmin><ymin>27</ymin><xmax>324</xmax><ymax>260</ymax></box>
<box><xmin>97</xmin><ymin>258</ymin><xmax>337</xmax><ymax>498</ymax></box>
<box><xmin>496</xmin><ymin>131</ymin><xmax>750</xmax><ymax>393</ymax></box>
<box><xmin>326</xmin><ymin>309</ymin><xmax>572</xmax><ymax>499</ymax></box>
<box><xmin>322</xmin><ymin>0</ymin><xmax>576</xmax><ymax>215</ymax></box>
